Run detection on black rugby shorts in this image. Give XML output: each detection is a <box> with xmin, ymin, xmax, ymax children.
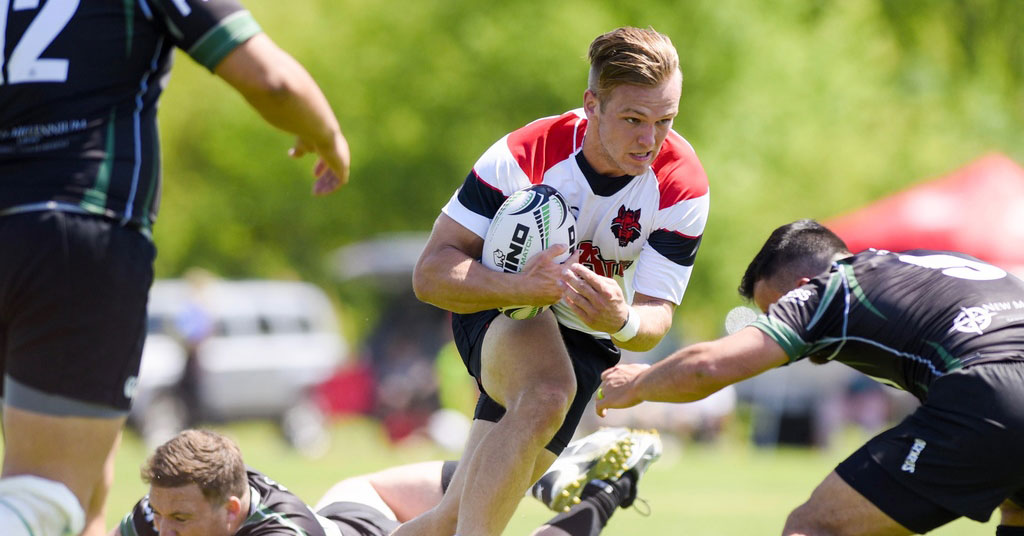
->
<box><xmin>452</xmin><ymin>309</ymin><xmax>620</xmax><ymax>454</ymax></box>
<box><xmin>836</xmin><ymin>362</ymin><xmax>1024</xmax><ymax>533</ymax></box>
<box><xmin>317</xmin><ymin>501</ymin><xmax>399</xmax><ymax>536</ymax></box>
<box><xmin>0</xmin><ymin>211</ymin><xmax>155</xmax><ymax>413</ymax></box>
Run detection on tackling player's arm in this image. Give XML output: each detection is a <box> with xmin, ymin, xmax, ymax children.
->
<box><xmin>596</xmin><ymin>326</ymin><xmax>788</xmax><ymax>416</ymax></box>
<box><xmin>413</xmin><ymin>213</ymin><xmax>576</xmax><ymax>313</ymax></box>
<box><xmin>214</xmin><ymin>33</ymin><xmax>350</xmax><ymax>195</ymax></box>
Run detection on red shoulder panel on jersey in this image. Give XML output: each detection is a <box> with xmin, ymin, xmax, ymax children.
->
<box><xmin>506</xmin><ymin>111</ymin><xmax>586</xmax><ymax>184</ymax></box>
<box><xmin>652</xmin><ymin>131</ymin><xmax>709</xmax><ymax>209</ymax></box>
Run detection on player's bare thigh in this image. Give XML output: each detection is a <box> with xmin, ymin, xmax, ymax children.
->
<box><xmin>783</xmin><ymin>472</ymin><xmax>913</xmax><ymax>536</ymax></box>
<box><xmin>477</xmin><ymin>311</ymin><xmax>575</xmax><ymax>409</ymax></box>
<box><xmin>2</xmin><ymin>407</ymin><xmax>125</xmax><ymax>525</ymax></box>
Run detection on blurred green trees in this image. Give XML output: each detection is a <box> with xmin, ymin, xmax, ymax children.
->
<box><xmin>153</xmin><ymin>0</ymin><xmax>1024</xmax><ymax>340</ymax></box>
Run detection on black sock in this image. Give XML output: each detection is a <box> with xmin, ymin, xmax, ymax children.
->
<box><xmin>608</xmin><ymin>470</ymin><xmax>637</xmax><ymax>508</ymax></box>
<box><xmin>997</xmin><ymin>526</ymin><xmax>1024</xmax><ymax>535</ymax></box>
<box><xmin>545</xmin><ymin>473</ymin><xmax>638</xmax><ymax>536</ymax></box>
<box><xmin>544</xmin><ymin>500</ymin><xmax>604</xmax><ymax>536</ymax></box>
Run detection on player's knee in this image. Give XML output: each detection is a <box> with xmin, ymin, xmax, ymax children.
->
<box><xmin>0</xmin><ymin>475</ymin><xmax>85</xmax><ymax>536</ymax></box>
<box><xmin>782</xmin><ymin>504</ymin><xmax>809</xmax><ymax>535</ymax></box>
<box><xmin>782</xmin><ymin>502</ymin><xmax>837</xmax><ymax>536</ymax></box>
<box><xmin>512</xmin><ymin>383</ymin><xmax>574</xmax><ymax>433</ymax></box>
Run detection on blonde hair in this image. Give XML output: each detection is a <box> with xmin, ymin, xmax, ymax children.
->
<box><xmin>141</xmin><ymin>429</ymin><xmax>248</xmax><ymax>505</ymax></box>
<box><xmin>587</xmin><ymin>27</ymin><xmax>680</xmax><ymax>104</ymax></box>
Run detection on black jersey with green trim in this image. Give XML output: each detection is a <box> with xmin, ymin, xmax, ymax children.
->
<box><xmin>120</xmin><ymin>468</ymin><xmax>333</xmax><ymax>536</ymax></box>
<box><xmin>752</xmin><ymin>249</ymin><xmax>1024</xmax><ymax>401</ymax></box>
<box><xmin>0</xmin><ymin>0</ymin><xmax>261</xmax><ymax>228</ymax></box>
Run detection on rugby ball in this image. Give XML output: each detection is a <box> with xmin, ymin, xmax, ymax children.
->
<box><xmin>482</xmin><ymin>184</ymin><xmax>577</xmax><ymax>319</ymax></box>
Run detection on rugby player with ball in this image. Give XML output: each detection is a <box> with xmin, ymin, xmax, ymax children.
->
<box><xmin>399</xmin><ymin>27</ymin><xmax>709</xmax><ymax>536</ymax></box>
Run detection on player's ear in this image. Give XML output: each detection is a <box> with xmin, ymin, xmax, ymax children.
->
<box><xmin>224</xmin><ymin>496</ymin><xmax>243</xmax><ymax>521</ymax></box>
<box><xmin>583</xmin><ymin>89</ymin><xmax>599</xmax><ymax>117</ymax></box>
<box><xmin>796</xmin><ymin>277</ymin><xmax>811</xmax><ymax>287</ymax></box>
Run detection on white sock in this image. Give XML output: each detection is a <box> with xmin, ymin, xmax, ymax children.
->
<box><xmin>0</xmin><ymin>476</ymin><xmax>85</xmax><ymax>536</ymax></box>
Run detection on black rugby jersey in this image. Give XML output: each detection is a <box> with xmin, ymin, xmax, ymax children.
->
<box><xmin>753</xmin><ymin>249</ymin><xmax>1024</xmax><ymax>401</ymax></box>
<box><xmin>120</xmin><ymin>469</ymin><xmax>333</xmax><ymax>536</ymax></box>
<box><xmin>0</xmin><ymin>0</ymin><xmax>261</xmax><ymax>229</ymax></box>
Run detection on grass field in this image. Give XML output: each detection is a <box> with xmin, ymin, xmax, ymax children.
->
<box><xmin>98</xmin><ymin>417</ymin><xmax>998</xmax><ymax>535</ymax></box>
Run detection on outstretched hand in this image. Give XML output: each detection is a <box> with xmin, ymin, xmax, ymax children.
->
<box><xmin>289</xmin><ymin>133</ymin><xmax>351</xmax><ymax>196</ymax></box>
<box><xmin>596</xmin><ymin>363</ymin><xmax>650</xmax><ymax>417</ymax></box>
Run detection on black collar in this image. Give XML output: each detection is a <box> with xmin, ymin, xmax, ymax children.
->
<box><xmin>575</xmin><ymin>151</ymin><xmax>636</xmax><ymax>197</ymax></box>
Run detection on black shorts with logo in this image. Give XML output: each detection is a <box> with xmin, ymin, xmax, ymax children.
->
<box><xmin>452</xmin><ymin>309</ymin><xmax>620</xmax><ymax>454</ymax></box>
<box><xmin>317</xmin><ymin>501</ymin><xmax>400</xmax><ymax>536</ymax></box>
<box><xmin>0</xmin><ymin>211</ymin><xmax>155</xmax><ymax>414</ymax></box>
<box><xmin>836</xmin><ymin>362</ymin><xmax>1024</xmax><ymax>533</ymax></box>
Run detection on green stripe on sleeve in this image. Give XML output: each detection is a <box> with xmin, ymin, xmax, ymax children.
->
<box><xmin>751</xmin><ymin>315</ymin><xmax>808</xmax><ymax>362</ymax></box>
<box><xmin>119</xmin><ymin>515</ymin><xmax>140</xmax><ymax>536</ymax></box>
<box><xmin>188</xmin><ymin>11</ymin><xmax>262</xmax><ymax>71</ymax></box>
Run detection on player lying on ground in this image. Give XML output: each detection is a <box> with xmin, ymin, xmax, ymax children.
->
<box><xmin>598</xmin><ymin>219</ymin><xmax>1024</xmax><ymax>536</ymax></box>
<box><xmin>108</xmin><ymin>427</ymin><xmax>661</xmax><ymax>536</ymax></box>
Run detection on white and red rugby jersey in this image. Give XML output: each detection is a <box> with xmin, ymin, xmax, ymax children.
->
<box><xmin>442</xmin><ymin>109</ymin><xmax>710</xmax><ymax>337</ymax></box>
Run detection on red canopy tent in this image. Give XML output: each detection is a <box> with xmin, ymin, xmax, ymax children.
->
<box><xmin>826</xmin><ymin>153</ymin><xmax>1024</xmax><ymax>275</ymax></box>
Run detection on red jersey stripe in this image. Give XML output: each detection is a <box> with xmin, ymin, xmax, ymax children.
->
<box><xmin>506</xmin><ymin>111</ymin><xmax>586</xmax><ymax>183</ymax></box>
<box><xmin>652</xmin><ymin>131</ymin><xmax>709</xmax><ymax>209</ymax></box>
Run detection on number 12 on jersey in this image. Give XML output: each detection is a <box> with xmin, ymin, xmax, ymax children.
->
<box><xmin>0</xmin><ymin>0</ymin><xmax>80</xmax><ymax>85</ymax></box>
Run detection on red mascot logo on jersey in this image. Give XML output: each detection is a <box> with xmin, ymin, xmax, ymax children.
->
<box><xmin>577</xmin><ymin>241</ymin><xmax>633</xmax><ymax>278</ymax></box>
<box><xmin>610</xmin><ymin>205</ymin><xmax>642</xmax><ymax>247</ymax></box>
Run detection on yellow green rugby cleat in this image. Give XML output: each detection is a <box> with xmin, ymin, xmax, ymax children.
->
<box><xmin>529</xmin><ymin>427</ymin><xmax>662</xmax><ymax>513</ymax></box>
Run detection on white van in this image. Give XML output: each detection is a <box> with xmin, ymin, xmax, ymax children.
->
<box><xmin>132</xmin><ymin>278</ymin><xmax>347</xmax><ymax>452</ymax></box>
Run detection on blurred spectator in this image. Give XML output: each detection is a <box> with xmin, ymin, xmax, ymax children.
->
<box><xmin>374</xmin><ymin>337</ymin><xmax>440</xmax><ymax>441</ymax></box>
<box><xmin>362</xmin><ymin>291</ymin><xmax>449</xmax><ymax>442</ymax></box>
<box><xmin>175</xmin><ymin>268</ymin><xmax>217</xmax><ymax>426</ymax></box>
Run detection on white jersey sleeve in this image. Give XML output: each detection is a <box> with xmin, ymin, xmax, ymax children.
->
<box><xmin>632</xmin><ymin>193</ymin><xmax>710</xmax><ymax>304</ymax></box>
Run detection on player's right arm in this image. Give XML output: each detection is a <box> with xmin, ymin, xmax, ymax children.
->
<box><xmin>413</xmin><ymin>214</ymin><xmax>576</xmax><ymax>313</ymax></box>
<box><xmin>596</xmin><ymin>326</ymin><xmax>788</xmax><ymax>416</ymax></box>
<box><xmin>214</xmin><ymin>33</ymin><xmax>350</xmax><ymax>195</ymax></box>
